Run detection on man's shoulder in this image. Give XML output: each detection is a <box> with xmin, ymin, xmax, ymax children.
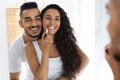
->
<box><xmin>8</xmin><ymin>35</ymin><xmax>25</xmax><ymax>55</ymax></box>
<box><xmin>9</xmin><ymin>35</ymin><xmax>24</xmax><ymax>47</ymax></box>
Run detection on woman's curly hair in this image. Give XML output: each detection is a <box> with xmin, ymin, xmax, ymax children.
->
<box><xmin>40</xmin><ymin>4</ymin><xmax>81</xmax><ymax>79</ymax></box>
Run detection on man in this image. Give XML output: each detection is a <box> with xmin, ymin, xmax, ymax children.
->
<box><xmin>8</xmin><ymin>2</ymin><xmax>42</xmax><ymax>80</ymax></box>
<box><xmin>105</xmin><ymin>0</ymin><xmax>120</xmax><ymax>80</ymax></box>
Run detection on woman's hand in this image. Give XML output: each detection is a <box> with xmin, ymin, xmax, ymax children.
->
<box><xmin>34</xmin><ymin>29</ymin><xmax>54</xmax><ymax>80</ymax></box>
<box><xmin>41</xmin><ymin>29</ymin><xmax>53</xmax><ymax>54</ymax></box>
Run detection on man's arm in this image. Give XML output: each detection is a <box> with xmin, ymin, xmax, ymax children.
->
<box><xmin>9</xmin><ymin>45</ymin><xmax>21</xmax><ymax>80</ymax></box>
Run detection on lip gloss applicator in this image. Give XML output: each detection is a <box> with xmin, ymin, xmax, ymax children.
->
<box><xmin>44</xmin><ymin>29</ymin><xmax>48</xmax><ymax>39</ymax></box>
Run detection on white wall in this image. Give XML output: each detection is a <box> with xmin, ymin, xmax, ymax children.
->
<box><xmin>0</xmin><ymin>0</ymin><xmax>9</xmax><ymax>80</ymax></box>
<box><xmin>78</xmin><ymin>0</ymin><xmax>95</xmax><ymax>80</ymax></box>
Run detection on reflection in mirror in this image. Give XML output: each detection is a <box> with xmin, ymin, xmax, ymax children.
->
<box><xmin>7</xmin><ymin>0</ymin><xmax>92</xmax><ymax>80</ymax></box>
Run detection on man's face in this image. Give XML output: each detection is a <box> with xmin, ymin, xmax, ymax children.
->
<box><xmin>19</xmin><ymin>8</ymin><xmax>41</xmax><ymax>38</ymax></box>
<box><xmin>107</xmin><ymin>0</ymin><xmax>120</xmax><ymax>61</ymax></box>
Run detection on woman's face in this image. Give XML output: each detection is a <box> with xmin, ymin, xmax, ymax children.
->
<box><xmin>42</xmin><ymin>8</ymin><xmax>60</xmax><ymax>35</ymax></box>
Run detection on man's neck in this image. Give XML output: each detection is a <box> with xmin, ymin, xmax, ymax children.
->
<box><xmin>23</xmin><ymin>33</ymin><xmax>38</xmax><ymax>44</ymax></box>
<box><xmin>110</xmin><ymin>53</ymin><xmax>120</xmax><ymax>80</ymax></box>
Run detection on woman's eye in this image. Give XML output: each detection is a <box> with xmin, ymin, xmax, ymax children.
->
<box><xmin>55</xmin><ymin>18</ymin><xmax>60</xmax><ymax>20</ymax></box>
<box><xmin>46</xmin><ymin>17</ymin><xmax>51</xmax><ymax>20</ymax></box>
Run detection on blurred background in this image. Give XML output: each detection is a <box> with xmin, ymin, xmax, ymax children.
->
<box><xmin>95</xmin><ymin>0</ymin><xmax>113</xmax><ymax>80</ymax></box>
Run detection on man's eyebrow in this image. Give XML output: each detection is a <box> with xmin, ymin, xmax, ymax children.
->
<box><xmin>24</xmin><ymin>17</ymin><xmax>31</xmax><ymax>19</ymax></box>
<box><xmin>24</xmin><ymin>15</ymin><xmax>40</xmax><ymax>19</ymax></box>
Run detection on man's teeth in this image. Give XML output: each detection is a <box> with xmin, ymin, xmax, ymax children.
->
<box><xmin>31</xmin><ymin>27</ymin><xmax>38</xmax><ymax>30</ymax></box>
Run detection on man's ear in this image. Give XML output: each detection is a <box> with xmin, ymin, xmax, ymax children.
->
<box><xmin>19</xmin><ymin>20</ymin><xmax>23</xmax><ymax>28</ymax></box>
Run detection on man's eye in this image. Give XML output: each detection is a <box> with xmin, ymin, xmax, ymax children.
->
<box><xmin>25</xmin><ymin>19</ymin><xmax>31</xmax><ymax>21</ymax></box>
<box><xmin>36</xmin><ymin>18</ymin><xmax>41</xmax><ymax>21</ymax></box>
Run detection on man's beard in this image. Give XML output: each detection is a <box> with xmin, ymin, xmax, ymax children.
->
<box><xmin>113</xmin><ymin>47</ymin><xmax>120</xmax><ymax>62</ymax></box>
<box><xmin>113</xmin><ymin>53</ymin><xmax>120</xmax><ymax>62</ymax></box>
<box><xmin>112</xmin><ymin>34</ymin><xmax>120</xmax><ymax>62</ymax></box>
<box><xmin>25</xmin><ymin>29</ymin><xmax>39</xmax><ymax>38</ymax></box>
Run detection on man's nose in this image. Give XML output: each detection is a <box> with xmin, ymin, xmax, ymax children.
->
<box><xmin>31</xmin><ymin>20</ymin><xmax>37</xmax><ymax>26</ymax></box>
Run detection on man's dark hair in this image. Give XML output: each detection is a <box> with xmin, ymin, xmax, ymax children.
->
<box><xmin>20</xmin><ymin>2</ymin><xmax>38</xmax><ymax>16</ymax></box>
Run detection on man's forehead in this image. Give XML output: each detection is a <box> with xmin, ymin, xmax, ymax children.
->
<box><xmin>108</xmin><ymin>0</ymin><xmax>120</xmax><ymax>15</ymax></box>
<box><xmin>21</xmin><ymin>12</ymin><xmax>40</xmax><ymax>20</ymax></box>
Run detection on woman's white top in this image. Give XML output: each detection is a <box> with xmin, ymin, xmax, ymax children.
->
<box><xmin>27</xmin><ymin>41</ymin><xmax>63</xmax><ymax>80</ymax></box>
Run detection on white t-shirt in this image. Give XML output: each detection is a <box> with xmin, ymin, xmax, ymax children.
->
<box><xmin>31</xmin><ymin>41</ymin><xmax>63</xmax><ymax>80</ymax></box>
<box><xmin>8</xmin><ymin>34</ymin><xmax>32</xmax><ymax>80</ymax></box>
<box><xmin>9</xmin><ymin>34</ymin><xmax>25</xmax><ymax>72</ymax></box>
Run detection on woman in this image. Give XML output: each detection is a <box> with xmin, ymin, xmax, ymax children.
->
<box><xmin>25</xmin><ymin>4</ymin><xmax>89</xmax><ymax>80</ymax></box>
